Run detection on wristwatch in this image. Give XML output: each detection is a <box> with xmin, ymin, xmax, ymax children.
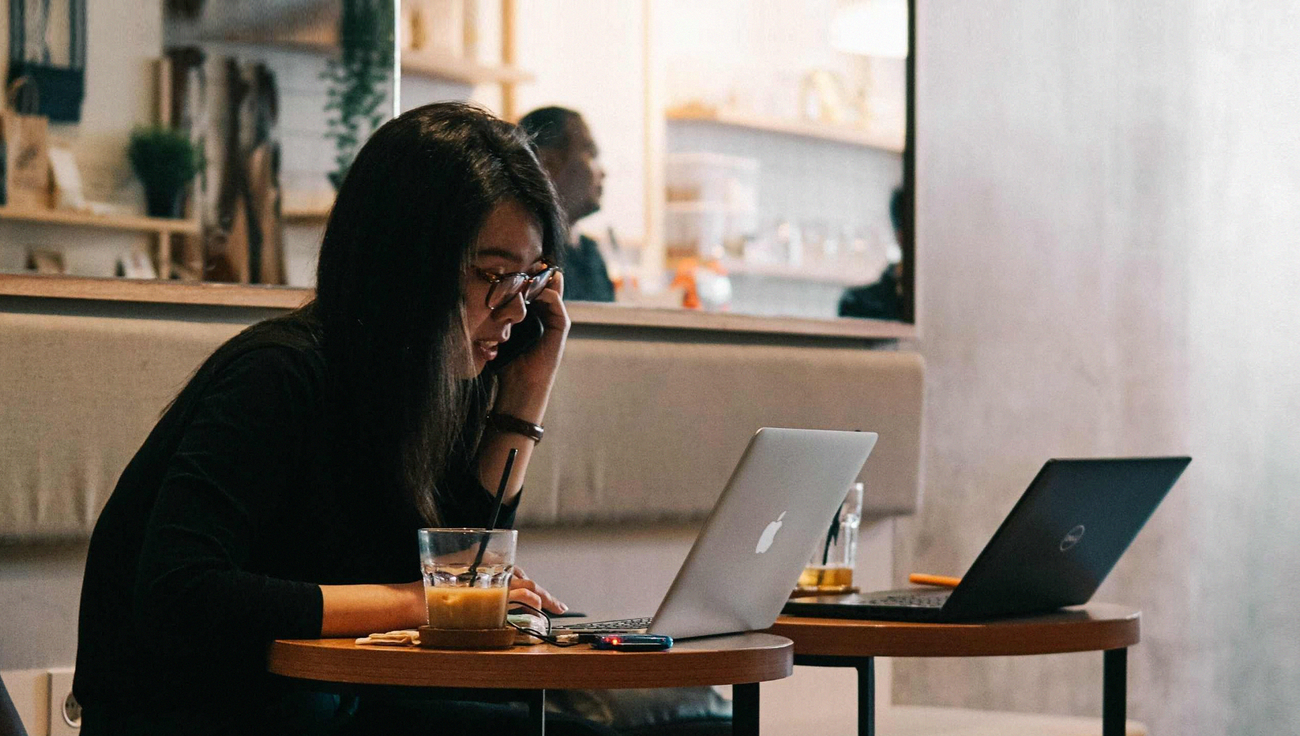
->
<box><xmin>487</xmin><ymin>412</ymin><xmax>544</xmax><ymax>443</ymax></box>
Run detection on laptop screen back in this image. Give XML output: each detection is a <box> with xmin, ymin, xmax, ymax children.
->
<box><xmin>943</xmin><ymin>457</ymin><xmax>1190</xmax><ymax>621</ymax></box>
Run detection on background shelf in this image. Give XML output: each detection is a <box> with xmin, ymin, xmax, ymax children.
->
<box><xmin>666</xmin><ymin>105</ymin><xmax>904</xmax><ymax>153</ymax></box>
<box><xmin>0</xmin><ymin>206</ymin><xmax>200</xmax><ymax>236</ymax></box>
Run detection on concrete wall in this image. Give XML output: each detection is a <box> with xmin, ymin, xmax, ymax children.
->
<box><xmin>897</xmin><ymin>2</ymin><xmax>1300</xmax><ymax>734</ymax></box>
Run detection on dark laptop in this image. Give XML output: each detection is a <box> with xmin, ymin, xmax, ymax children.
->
<box><xmin>783</xmin><ymin>457</ymin><xmax>1190</xmax><ymax>623</ymax></box>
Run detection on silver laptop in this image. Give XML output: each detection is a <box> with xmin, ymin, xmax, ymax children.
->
<box><xmin>558</xmin><ymin>427</ymin><xmax>878</xmax><ymax>640</ymax></box>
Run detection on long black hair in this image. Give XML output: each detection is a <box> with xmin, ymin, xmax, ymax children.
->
<box><xmin>312</xmin><ymin>102</ymin><xmax>564</xmax><ymax>524</ymax></box>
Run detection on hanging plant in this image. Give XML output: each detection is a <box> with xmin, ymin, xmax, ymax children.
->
<box><xmin>322</xmin><ymin>0</ymin><xmax>394</xmax><ymax>190</ymax></box>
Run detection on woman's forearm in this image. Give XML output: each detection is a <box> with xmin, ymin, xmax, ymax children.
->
<box><xmin>319</xmin><ymin>582</ymin><xmax>426</xmax><ymax>637</ymax></box>
<box><xmin>475</xmin><ymin>383</ymin><xmax>549</xmax><ymax>500</ymax></box>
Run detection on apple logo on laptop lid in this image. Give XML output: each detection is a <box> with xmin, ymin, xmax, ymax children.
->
<box><xmin>755</xmin><ymin>512</ymin><xmax>786</xmax><ymax>554</ymax></box>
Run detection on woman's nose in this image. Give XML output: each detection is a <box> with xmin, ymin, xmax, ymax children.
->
<box><xmin>495</xmin><ymin>292</ymin><xmax>528</xmax><ymax>324</ymax></box>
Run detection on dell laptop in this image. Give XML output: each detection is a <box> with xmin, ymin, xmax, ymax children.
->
<box><xmin>784</xmin><ymin>457</ymin><xmax>1190</xmax><ymax>623</ymax></box>
<box><xmin>559</xmin><ymin>427</ymin><xmax>878</xmax><ymax>640</ymax></box>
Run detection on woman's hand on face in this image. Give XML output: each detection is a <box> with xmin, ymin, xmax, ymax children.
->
<box><xmin>508</xmin><ymin>566</ymin><xmax>568</xmax><ymax>615</ymax></box>
<box><xmin>497</xmin><ymin>271</ymin><xmax>570</xmax><ymax>419</ymax></box>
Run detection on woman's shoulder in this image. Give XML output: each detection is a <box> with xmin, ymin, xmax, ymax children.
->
<box><xmin>218</xmin><ymin>310</ymin><xmax>323</xmax><ymax>369</ymax></box>
<box><xmin>182</xmin><ymin>310</ymin><xmax>328</xmax><ymax>410</ymax></box>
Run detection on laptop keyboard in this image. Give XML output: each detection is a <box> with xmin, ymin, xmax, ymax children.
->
<box><xmin>860</xmin><ymin>592</ymin><xmax>951</xmax><ymax>609</ymax></box>
<box><xmin>561</xmin><ymin>617</ymin><xmax>653</xmax><ymax>632</ymax></box>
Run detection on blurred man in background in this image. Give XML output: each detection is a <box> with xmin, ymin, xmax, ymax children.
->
<box><xmin>838</xmin><ymin>186</ymin><xmax>906</xmax><ymax>321</ymax></box>
<box><xmin>519</xmin><ymin>106</ymin><xmax>615</xmax><ymax>302</ymax></box>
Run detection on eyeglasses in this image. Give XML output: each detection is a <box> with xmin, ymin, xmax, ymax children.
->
<box><xmin>472</xmin><ymin>263</ymin><xmax>560</xmax><ymax>310</ymax></box>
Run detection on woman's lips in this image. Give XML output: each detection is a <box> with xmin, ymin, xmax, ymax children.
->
<box><xmin>473</xmin><ymin>340</ymin><xmax>499</xmax><ymax>363</ymax></box>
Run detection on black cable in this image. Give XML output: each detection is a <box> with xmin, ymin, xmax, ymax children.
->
<box><xmin>507</xmin><ymin>602</ymin><xmax>581</xmax><ymax>648</ymax></box>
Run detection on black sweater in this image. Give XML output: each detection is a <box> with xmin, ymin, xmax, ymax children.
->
<box><xmin>73</xmin><ymin>314</ymin><xmax>515</xmax><ymax>733</ymax></box>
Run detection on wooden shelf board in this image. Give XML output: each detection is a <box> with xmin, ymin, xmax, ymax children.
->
<box><xmin>215</xmin><ymin>36</ymin><xmax>533</xmax><ymax>86</ymax></box>
<box><xmin>0</xmin><ymin>276</ymin><xmax>914</xmax><ymax>340</ymax></box>
<box><xmin>0</xmin><ymin>206</ymin><xmax>200</xmax><ymax>235</ymax></box>
<box><xmin>666</xmin><ymin>106</ymin><xmax>904</xmax><ymax>152</ymax></box>
<box><xmin>0</xmin><ymin>275</ymin><xmax>310</xmax><ymax>309</ymax></box>
<box><xmin>566</xmin><ymin>302</ymin><xmax>914</xmax><ymax>340</ymax></box>
<box><xmin>282</xmin><ymin>207</ymin><xmax>330</xmax><ymax>224</ymax></box>
<box><xmin>401</xmin><ymin>54</ymin><xmax>535</xmax><ymax>86</ymax></box>
<box><xmin>720</xmin><ymin>259</ymin><xmax>872</xmax><ymax>286</ymax></box>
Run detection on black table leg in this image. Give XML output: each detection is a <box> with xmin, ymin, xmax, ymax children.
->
<box><xmin>857</xmin><ymin>657</ymin><xmax>875</xmax><ymax>736</ymax></box>
<box><xmin>1103</xmin><ymin>648</ymin><xmax>1127</xmax><ymax>736</ymax></box>
<box><xmin>527</xmin><ymin>689</ymin><xmax>546</xmax><ymax>736</ymax></box>
<box><xmin>733</xmin><ymin>682</ymin><xmax>760</xmax><ymax>736</ymax></box>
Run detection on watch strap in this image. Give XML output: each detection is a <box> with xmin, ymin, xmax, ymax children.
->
<box><xmin>487</xmin><ymin>412</ymin><xmax>544</xmax><ymax>443</ymax></box>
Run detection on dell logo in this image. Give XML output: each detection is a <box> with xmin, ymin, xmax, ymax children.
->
<box><xmin>1060</xmin><ymin>525</ymin><xmax>1086</xmax><ymax>551</ymax></box>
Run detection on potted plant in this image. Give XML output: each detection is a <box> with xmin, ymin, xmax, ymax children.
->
<box><xmin>127</xmin><ymin>125</ymin><xmax>203</xmax><ymax>218</ymax></box>
<box><xmin>322</xmin><ymin>0</ymin><xmax>393</xmax><ymax>189</ymax></box>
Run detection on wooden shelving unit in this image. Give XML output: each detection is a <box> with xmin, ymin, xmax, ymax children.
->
<box><xmin>666</xmin><ymin>105</ymin><xmax>904</xmax><ymax>153</ymax></box>
<box><xmin>0</xmin><ymin>206</ymin><xmax>199</xmax><ymax>236</ymax></box>
<box><xmin>204</xmin><ymin>0</ymin><xmax>531</xmax><ymax>115</ymax></box>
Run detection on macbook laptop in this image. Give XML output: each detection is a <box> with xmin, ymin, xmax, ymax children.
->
<box><xmin>783</xmin><ymin>456</ymin><xmax>1190</xmax><ymax>623</ymax></box>
<box><xmin>557</xmin><ymin>427</ymin><xmax>878</xmax><ymax>640</ymax></box>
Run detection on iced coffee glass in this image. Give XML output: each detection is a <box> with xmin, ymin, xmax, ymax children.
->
<box><xmin>418</xmin><ymin>528</ymin><xmax>516</xmax><ymax>630</ymax></box>
<box><xmin>797</xmin><ymin>482</ymin><xmax>863</xmax><ymax>594</ymax></box>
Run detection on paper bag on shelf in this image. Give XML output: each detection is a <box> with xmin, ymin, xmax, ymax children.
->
<box><xmin>0</xmin><ymin>77</ymin><xmax>52</xmax><ymax>210</ymax></box>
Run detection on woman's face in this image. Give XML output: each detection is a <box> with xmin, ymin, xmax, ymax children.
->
<box><xmin>463</xmin><ymin>200</ymin><xmax>546</xmax><ymax>375</ymax></box>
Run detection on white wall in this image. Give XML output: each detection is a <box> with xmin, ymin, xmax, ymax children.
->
<box><xmin>898</xmin><ymin>2</ymin><xmax>1300</xmax><ymax>734</ymax></box>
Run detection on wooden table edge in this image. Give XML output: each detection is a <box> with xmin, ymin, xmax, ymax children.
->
<box><xmin>268</xmin><ymin>634</ymin><xmax>794</xmax><ymax>690</ymax></box>
<box><xmin>766</xmin><ymin>605</ymin><xmax>1140</xmax><ymax>658</ymax></box>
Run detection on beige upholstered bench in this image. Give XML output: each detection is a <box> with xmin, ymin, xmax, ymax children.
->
<box><xmin>0</xmin><ymin>300</ymin><xmax>925</xmax><ymax>538</ymax></box>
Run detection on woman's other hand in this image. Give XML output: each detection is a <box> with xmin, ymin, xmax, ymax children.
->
<box><xmin>508</xmin><ymin>566</ymin><xmax>569</xmax><ymax>615</ymax></box>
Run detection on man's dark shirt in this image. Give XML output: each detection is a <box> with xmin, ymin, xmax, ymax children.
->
<box><xmin>73</xmin><ymin>313</ymin><xmax>515</xmax><ymax>734</ymax></box>
<box><xmin>562</xmin><ymin>234</ymin><xmax>615</xmax><ymax>302</ymax></box>
<box><xmin>838</xmin><ymin>264</ymin><xmax>905</xmax><ymax>321</ymax></box>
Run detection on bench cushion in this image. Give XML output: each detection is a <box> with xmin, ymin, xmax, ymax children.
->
<box><xmin>0</xmin><ymin>303</ymin><xmax>923</xmax><ymax>540</ymax></box>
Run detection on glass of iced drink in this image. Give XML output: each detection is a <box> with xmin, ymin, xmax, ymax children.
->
<box><xmin>796</xmin><ymin>482</ymin><xmax>863</xmax><ymax>594</ymax></box>
<box><xmin>418</xmin><ymin>528</ymin><xmax>516</xmax><ymax>630</ymax></box>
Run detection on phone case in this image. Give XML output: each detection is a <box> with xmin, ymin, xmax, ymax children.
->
<box><xmin>486</xmin><ymin>314</ymin><xmax>544</xmax><ymax>371</ymax></box>
<box><xmin>591</xmin><ymin>634</ymin><xmax>674</xmax><ymax>651</ymax></box>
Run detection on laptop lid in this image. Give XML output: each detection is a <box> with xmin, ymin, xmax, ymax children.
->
<box><xmin>942</xmin><ymin>457</ymin><xmax>1190</xmax><ymax>620</ymax></box>
<box><xmin>647</xmin><ymin>428</ymin><xmax>878</xmax><ymax>639</ymax></box>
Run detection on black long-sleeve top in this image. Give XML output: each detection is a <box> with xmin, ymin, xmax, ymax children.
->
<box><xmin>73</xmin><ymin>313</ymin><xmax>515</xmax><ymax>734</ymax></box>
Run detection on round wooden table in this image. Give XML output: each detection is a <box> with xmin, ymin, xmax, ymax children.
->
<box><xmin>765</xmin><ymin>603</ymin><xmax>1140</xmax><ymax>736</ymax></box>
<box><xmin>268</xmin><ymin>632</ymin><xmax>793</xmax><ymax>735</ymax></box>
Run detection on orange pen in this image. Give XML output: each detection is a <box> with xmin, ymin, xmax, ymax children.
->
<box><xmin>908</xmin><ymin>573</ymin><xmax>962</xmax><ymax>588</ymax></box>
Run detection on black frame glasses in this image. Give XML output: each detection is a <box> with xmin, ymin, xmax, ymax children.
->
<box><xmin>472</xmin><ymin>264</ymin><xmax>560</xmax><ymax>310</ymax></box>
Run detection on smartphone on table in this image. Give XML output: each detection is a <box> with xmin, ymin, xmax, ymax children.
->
<box><xmin>590</xmin><ymin>634</ymin><xmax>674</xmax><ymax>651</ymax></box>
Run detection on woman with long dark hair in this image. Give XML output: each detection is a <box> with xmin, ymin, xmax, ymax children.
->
<box><xmin>73</xmin><ymin>103</ymin><xmax>610</xmax><ymax>734</ymax></box>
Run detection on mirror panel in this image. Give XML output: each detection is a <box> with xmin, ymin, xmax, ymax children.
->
<box><xmin>397</xmin><ymin>0</ymin><xmax>911</xmax><ymax>322</ymax></box>
<box><xmin>1</xmin><ymin>0</ymin><xmax>911</xmax><ymax>329</ymax></box>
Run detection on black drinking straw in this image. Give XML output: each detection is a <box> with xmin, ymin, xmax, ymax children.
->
<box><xmin>467</xmin><ymin>447</ymin><xmax>517</xmax><ymax>580</ymax></box>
